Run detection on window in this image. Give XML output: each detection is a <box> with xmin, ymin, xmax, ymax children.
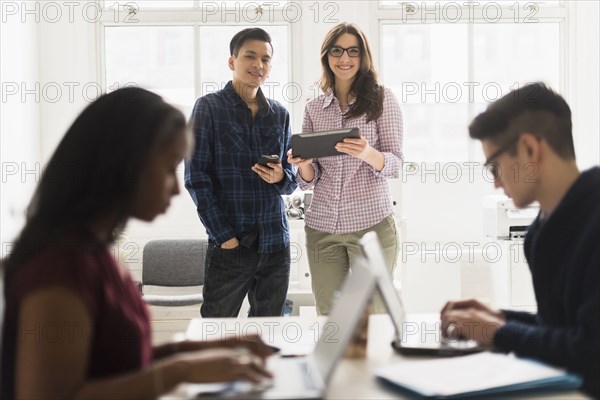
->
<box><xmin>105</xmin><ymin>26</ymin><xmax>195</xmax><ymax>114</ymax></box>
<box><xmin>378</xmin><ymin>1</ymin><xmax>565</xmax><ymax>162</ymax></box>
<box><xmin>380</xmin><ymin>1</ymin><xmax>560</xmax><ymax>7</ymax></box>
<box><xmin>101</xmin><ymin>2</ymin><xmax>291</xmax><ymax>116</ymax></box>
<box><xmin>121</xmin><ymin>1</ymin><xmax>194</xmax><ymax>8</ymax></box>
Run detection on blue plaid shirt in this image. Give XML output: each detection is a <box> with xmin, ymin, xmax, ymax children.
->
<box><xmin>184</xmin><ymin>81</ymin><xmax>297</xmax><ymax>253</ymax></box>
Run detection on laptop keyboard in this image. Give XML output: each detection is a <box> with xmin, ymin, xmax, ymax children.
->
<box><xmin>298</xmin><ymin>360</ymin><xmax>319</xmax><ymax>391</ymax></box>
<box><xmin>270</xmin><ymin>357</ymin><xmax>320</xmax><ymax>393</ymax></box>
<box><xmin>229</xmin><ymin>379</ymin><xmax>275</xmax><ymax>394</ymax></box>
<box><xmin>441</xmin><ymin>337</ymin><xmax>479</xmax><ymax>349</ymax></box>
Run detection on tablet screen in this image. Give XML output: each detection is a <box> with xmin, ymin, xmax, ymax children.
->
<box><xmin>291</xmin><ymin>127</ymin><xmax>360</xmax><ymax>159</ymax></box>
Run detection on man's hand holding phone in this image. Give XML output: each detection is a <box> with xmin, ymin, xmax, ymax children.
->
<box><xmin>257</xmin><ymin>155</ymin><xmax>280</xmax><ymax>167</ymax></box>
<box><xmin>252</xmin><ymin>155</ymin><xmax>284</xmax><ymax>184</ymax></box>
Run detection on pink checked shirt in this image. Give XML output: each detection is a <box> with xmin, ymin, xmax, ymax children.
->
<box><xmin>298</xmin><ymin>87</ymin><xmax>403</xmax><ymax>234</ymax></box>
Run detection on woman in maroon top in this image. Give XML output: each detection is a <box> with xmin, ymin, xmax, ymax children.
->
<box><xmin>1</xmin><ymin>88</ymin><xmax>272</xmax><ymax>399</ymax></box>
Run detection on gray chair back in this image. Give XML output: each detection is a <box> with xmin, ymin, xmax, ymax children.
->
<box><xmin>142</xmin><ymin>239</ymin><xmax>207</xmax><ymax>287</ymax></box>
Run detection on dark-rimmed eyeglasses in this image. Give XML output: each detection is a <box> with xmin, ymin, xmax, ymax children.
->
<box><xmin>484</xmin><ymin>135</ymin><xmax>521</xmax><ymax>180</ymax></box>
<box><xmin>328</xmin><ymin>46</ymin><xmax>361</xmax><ymax>58</ymax></box>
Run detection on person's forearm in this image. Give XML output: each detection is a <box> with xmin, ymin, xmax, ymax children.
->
<box><xmin>364</xmin><ymin>148</ymin><xmax>385</xmax><ymax>172</ymax></box>
<box><xmin>493</xmin><ymin>320</ymin><xmax>594</xmax><ymax>374</ymax></box>
<box><xmin>153</xmin><ymin>342</ymin><xmax>188</xmax><ymax>360</ymax></box>
<box><xmin>274</xmin><ymin>167</ymin><xmax>298</xmax><ymax>195</ymax></box>
<box><xmin>154</xmin><ymin>340</ymin><xmax>223</xmax><ymax>360</ymax></box>
<box><xmin>298</xmin><ymin>164</ymin><xmax>315</xmax><ymax>182</ymax></box>
<box><xmin>195</xmin><ymin>204</ymin><xmax>236</xmax><ymax>245</ymax></box>
<box><xmin>185</xmin><ymin>163</ymin><xmax>236</xmax><ymax>244</ymax></box>
<box><xmin>74</xmin><ymin>359</ymin><xmax>185</xmax><ymax>399</ymax></box>
<box><xmin>502</xmin><ymin>309</ymin><xmax>536</xmax><ymax>324</ymax></box>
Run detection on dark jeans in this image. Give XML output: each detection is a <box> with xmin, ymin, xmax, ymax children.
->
<box><xmin>201</xmin><ymin>243</ymin><xmax>290</xmax><ymax>317</ymax></box>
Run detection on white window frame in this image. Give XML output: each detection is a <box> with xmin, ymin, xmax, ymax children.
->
<box><xmin>369</xmin><ymin>0</ymin><xmax>569</xmax><ymax>167</ymax></box>
<box><xmin>95</xmin><ymin>1</ymin><xmax>302</xmax><ymax>126</ymax></box>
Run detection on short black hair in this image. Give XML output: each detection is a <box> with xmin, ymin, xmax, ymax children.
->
<box><xmin>229</xmin><ymin>28</ymin><xmax>273</xmax><ymax>57</ymax></box>
<box><xmin>469</xmin><ymin>82</ymin><xmax>575</xmax><ymax>160</ymax></box>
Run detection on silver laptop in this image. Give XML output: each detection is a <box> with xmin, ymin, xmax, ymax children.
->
<box><xmin>190</xmin><ymin>257</ymin><xmax>378</xmax><ymax>399</ymax></box>
<box><xmin>359</xmin><ymin>231</ymin><xmax>483</xmax><ymax>357</ymax></box>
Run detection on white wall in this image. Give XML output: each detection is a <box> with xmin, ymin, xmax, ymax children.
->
<box><xmin>1</xmin><ymin>1</ymin><xmax>598</xmax><ymax>306</ymax></box>
<box><xmin>568</xmin><ymin>0</ymin><xmax>600</xmax><ymax>169</ymax></box>
<box><xmin>37</xmin><ymin>11</ymin><xmax>98</xmax><ymax>160</ymax></box>
<box><xmin>0</xmin><ymin>5</ymin><xmax>41</xmax><ymax>249</ymax></box>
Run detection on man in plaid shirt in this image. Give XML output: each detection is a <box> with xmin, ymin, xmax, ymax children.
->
<box><xmin>185</xmin><ymin>28</ymin><xmax>297</xmax><ymax>317</ymax></box>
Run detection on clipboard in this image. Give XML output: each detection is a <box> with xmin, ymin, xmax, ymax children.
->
<box><xmin>291</xmin><ymin>127</ymin><xmax>360</xmax><ymax>159</ymax></box>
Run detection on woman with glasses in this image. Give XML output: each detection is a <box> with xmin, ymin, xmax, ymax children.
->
<box><xmin>288</xmin><ymin>22</ymin><xmax>403</xmax><ymax>315</ymax></box>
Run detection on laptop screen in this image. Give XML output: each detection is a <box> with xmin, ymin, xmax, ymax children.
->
<box><xmin>359</xmin><ymin>232</ymin><xmax>407</xmax><ymax>340</ymax></box>
<box><xmin>310</xmin><ymin>258</ymin><xmax>377</xmax><ymax>381</ymax></box>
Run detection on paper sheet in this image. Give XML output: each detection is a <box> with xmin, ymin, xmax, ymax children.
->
<box><xmin>375</xmin><ymin>352</ymin><xmax>572</xmax><ymax>397</ymax></box>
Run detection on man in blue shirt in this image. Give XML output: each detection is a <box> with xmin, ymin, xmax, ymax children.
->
<box><xmin>185</xmin><ymin>28</ymin><xmax>297</xmax><ymax>317</ymax></box>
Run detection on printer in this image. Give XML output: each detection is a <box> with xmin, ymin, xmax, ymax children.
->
<box><xmin>482</xmin><ymin>195</ymin><xmax>539</xmax><ymax>311</ymax></box>
<box><xmin>483</xmin><ymin>195</ymin><xmax>540</xmax><ymax>240</ymax></box>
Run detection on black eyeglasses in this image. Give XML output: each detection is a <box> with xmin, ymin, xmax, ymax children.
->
<box><xmin>328</xmin><ymin>46</ymin><xmax>361</xmax><ymax>58</ymax></box>
<box><xmin>484</xmin><ymin>135</ymin><xmax>521</xmax><ymax>180</ymax></box>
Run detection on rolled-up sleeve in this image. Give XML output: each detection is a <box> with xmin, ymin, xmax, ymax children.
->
<box><xmin>372</xmin><ymin>88</ymin><xmax>403</xmax><ymax>178</ymax></box>
<box><xmin>276</xmin><ymin>110</ymin><xmax>298</xmax><ymax>195</ymax></box>
<box><xmin>297</xmin><ymin>103</ymin><xmax>322</xmax><ymax>190</ymax></box>
<box><xmin>184</xmin><ymin>98</ymin><xmax>235</xmax><ymax>245</ymax></box>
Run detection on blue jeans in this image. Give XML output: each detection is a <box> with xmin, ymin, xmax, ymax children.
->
<box><xmin>201</xmin><ymin>243</ymin><xmax>290</xmax><ymax>317</ymax></box>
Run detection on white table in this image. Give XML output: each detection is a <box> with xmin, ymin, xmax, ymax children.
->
<box><xmin>164</xmin><ymin>315</ymin><xmax>588</xmax><ymax>399</ymax></box>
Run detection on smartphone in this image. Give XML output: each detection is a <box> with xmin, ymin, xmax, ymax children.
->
<box><xmin>257</xmin><ymin>155</ymin><xmax>280</xmax><ymax>167</ymax></box>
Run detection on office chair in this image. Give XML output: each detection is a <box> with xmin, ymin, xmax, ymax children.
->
<box><xmin>141</xmin><ymin>239</ymin><xmax>206</xmax><ymax>307</ymax></box>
